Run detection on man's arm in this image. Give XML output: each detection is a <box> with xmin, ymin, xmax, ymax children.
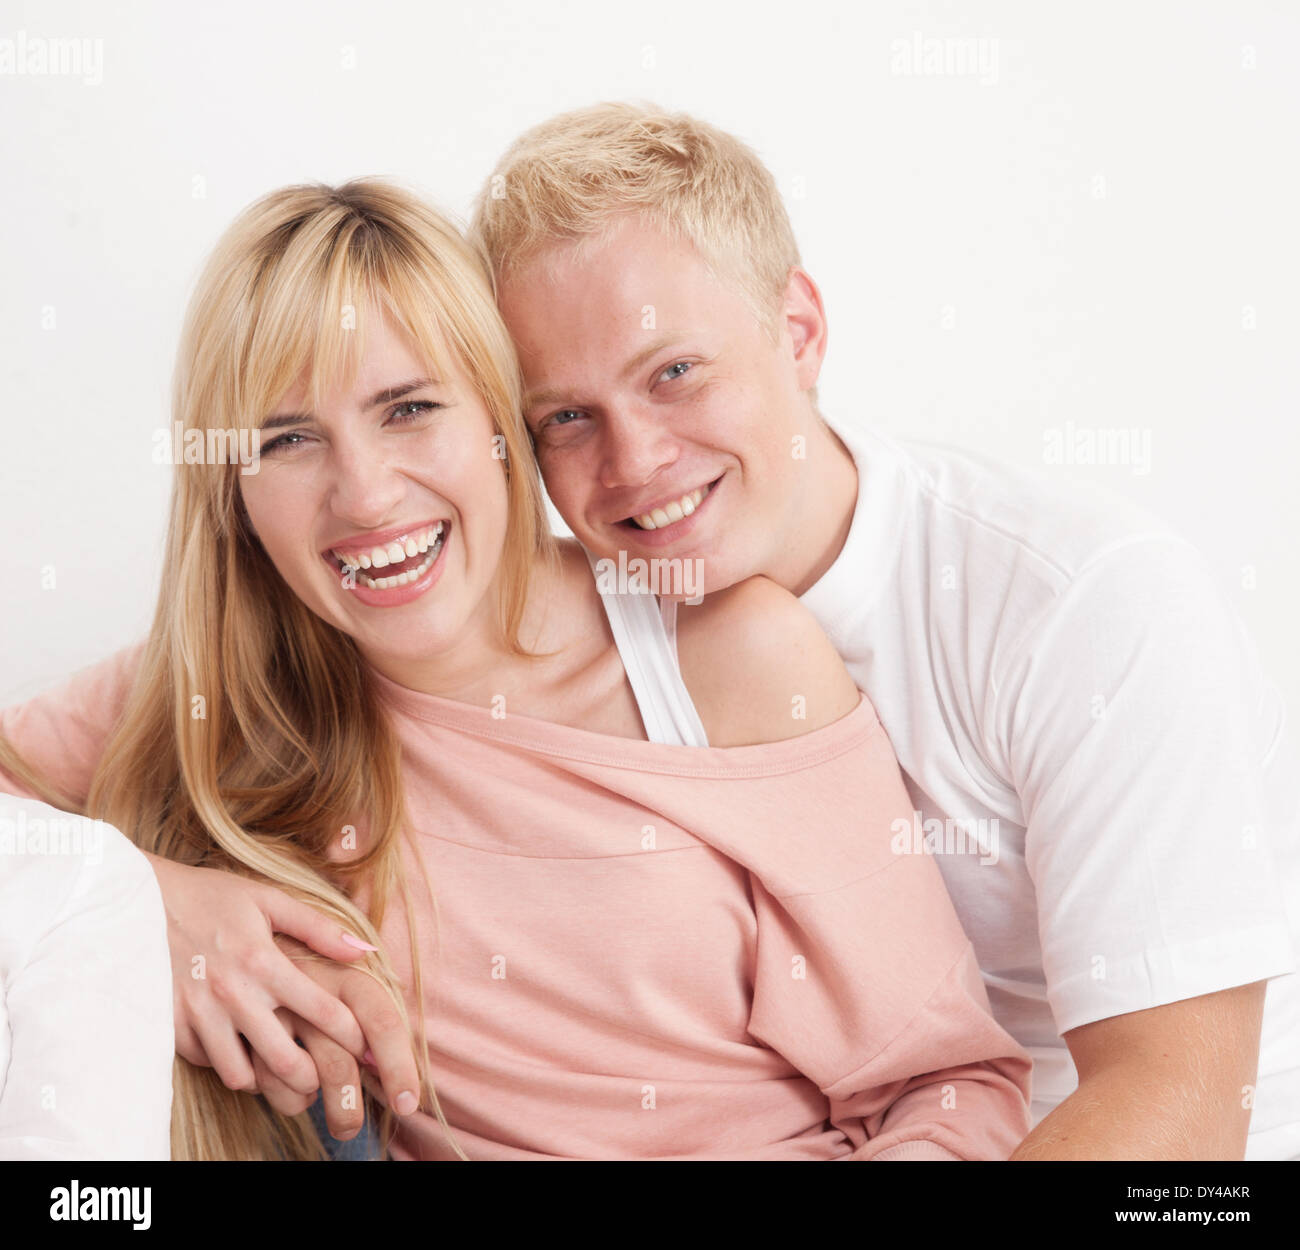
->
<box><xmin>996</xmin><ymin>537</ymin><xmax>1294</xmax><ymax>1159</ymax></box>
<box><xmin>0</xmin><ymin>801</ymin><xmax>174</xmax><ymax>1160</ymax></box>
<box><xmin>1010</xmin><ymin>981</ymin><xmax>1265</xmax><ymax>1160</ymax></box>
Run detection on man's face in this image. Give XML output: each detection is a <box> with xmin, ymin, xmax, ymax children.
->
<box><xmin>497</xmin><ymin>215</ymin><xmax>825</xmax><ymax>597</ymax></box>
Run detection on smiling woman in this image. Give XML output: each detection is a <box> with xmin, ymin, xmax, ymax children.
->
<box><xmin>0</xmin><ymin>177</ymin><xmax>1032</xmax><ymax>1162</ymax></box>
<box><xmin>0</xmin><ymin>178</ymin><xmax>554</xmax><ymax>1159</ymax></box>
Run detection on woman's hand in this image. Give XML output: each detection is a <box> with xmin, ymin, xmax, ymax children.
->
<box><xmin>252</xmin><ymin>937</ymin><xmax>423</xmax><ymax>1142</ymax></box>
<box><xmin>144</xmin><ymin>850</ymin><xmax>375</xmax><ymax>1097</ymax></box>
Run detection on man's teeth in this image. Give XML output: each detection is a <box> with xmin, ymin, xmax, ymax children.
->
<box><xmin>632</xmin><ymin>486</ymin><xmax>708</xmax><ymax>531</ymax></box>
<box><xmin>332</xmin><ymin>523</ymin><xmax>445</xmax><ymax>589</ymax></box>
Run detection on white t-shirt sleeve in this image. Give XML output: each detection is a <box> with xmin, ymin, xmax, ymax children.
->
<box><xmin>997</xmin><ymin>535</ymin><xmax>1297</xmax><ymax>1036</ymax></box>
<box><xmin>0</xmin><ymin>797</ymin><xmax>174</xmax><ymax>1160</ymax></box>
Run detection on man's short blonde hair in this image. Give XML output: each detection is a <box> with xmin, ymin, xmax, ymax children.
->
<box><xmin>469</xmin><ymin>102</ymin><xmax>801</xmax><ymax>335</ymax></box>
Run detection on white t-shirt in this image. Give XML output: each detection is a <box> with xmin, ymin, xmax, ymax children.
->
<box><xmin>799</xmin><ymin>417</ymin><xmax>1300</xmax><ymax>1160</ymax></box>
<box><xmin>0</xmin><ymin>795</ymin><xmax>174</xmax><ymax>1159</ymax></box>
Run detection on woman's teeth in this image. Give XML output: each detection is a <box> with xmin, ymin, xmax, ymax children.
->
<box><xmin>632</xmin><ymin>485</ymin><xmax>708</xmax><ymax>531</ymax></box>
<box><xmin>332</xmin><ymin>523</ymin><xmax>445</xmax><ymax>589</ymax></box>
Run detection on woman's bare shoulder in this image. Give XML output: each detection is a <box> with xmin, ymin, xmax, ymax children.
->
<box><xmin>673</xmin><ymin>576</ymin><xmax>860</xmax><ymax>747</ymax></box>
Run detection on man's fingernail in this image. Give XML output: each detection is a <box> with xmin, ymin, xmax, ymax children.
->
<box><xmin>362</xmin><ymin>1048</ymin><xmax>376</xmax><ymax>1067</ymax></box>
<box><xmin>394</xmin><ymin>1090</ymin><xmax>418</xmax><ymax>1115</ymax></box>
<box><xmin>341</xmin><ymin>932</ymin><xmax>379</xmax><ymax>952</ymax></box>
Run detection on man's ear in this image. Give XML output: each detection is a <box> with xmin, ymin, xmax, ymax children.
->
<box><xmin>780</xmin><ymin>267</ymin><xmax>828</xmax><ymax>391</ymax></box>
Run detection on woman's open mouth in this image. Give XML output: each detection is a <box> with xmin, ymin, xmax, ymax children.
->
<box><xmin>321</xmin><ymin>521</ymin><xmax>451</xmax><ymax>606</ymax></box>
<box><xmin>330</xmin><ymin>522</ymin><xmax>446</xmax><ymax>588</ymax></box>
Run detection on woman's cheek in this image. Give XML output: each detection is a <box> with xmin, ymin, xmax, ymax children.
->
<box><xmin>240</xmin><ymin>484</ymin><xmax>316</xmax><ymax>599</ymax></box>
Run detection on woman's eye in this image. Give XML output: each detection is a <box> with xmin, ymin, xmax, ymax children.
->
<box><xmin>389</xmin><ymin>400</ymin><xmax>438</xmax><ymax>424</ymax></box>
<box><xmin>659</xmin><ymin>361</ymin><xmax>692</xmax><ymax>382</ymax></box>
<box><xmin>261</xmin><ymin>400</ymin><xmax>437</xmax><ymax>454</ymax></box>
<box><xmin>262</xmin><ymin>430</ymin><xmax>307</xmax><ymax>455</ymax></box>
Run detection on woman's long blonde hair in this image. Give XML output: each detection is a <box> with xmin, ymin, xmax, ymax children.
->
<box><xmin>0</xmin><ymin>178</ymin><xmax>554</xmax><ymax>1158</ymax></box>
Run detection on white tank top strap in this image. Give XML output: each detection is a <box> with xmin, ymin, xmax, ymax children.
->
<box><xmin>583</xmin><ymin>547</ymin><xmax>710</xmax><ymax>747</ymax></box>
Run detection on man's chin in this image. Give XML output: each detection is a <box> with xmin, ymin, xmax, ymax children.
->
<box><xmin>585</xmin><ymin>531</ymin><xmax>758</xmax><ymax>603</ymax></box>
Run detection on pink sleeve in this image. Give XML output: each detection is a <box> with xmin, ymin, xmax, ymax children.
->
<box><xmin>0</xmin><ymin>643</ymin><xmax>145</xmax><ymax>807</ymax></box>
<box><xmin>741</xmin><ymin>716</ymin><xmax>1033</xmax><ymax>1161</ymax></box>
<box><xmin>829</xmin><ymin>938</ymin><xmax>1034</xmax><ymax>1161</ymax></box>
<box><xmin>747</xmin><ymin>874</ymin><xmax>1031</xmax><ymax>1160</ymax></box>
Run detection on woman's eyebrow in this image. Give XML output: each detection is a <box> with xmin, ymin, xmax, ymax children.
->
<box><xmin>365</xmin><ymin>377</ymin><xmax>439</xmax><ymax>408</ymax></box>
<box><xmin>262</xmin><ymin>377</ymin><xmax>440</xmax><ymax>427</ymax></box>
<box><xmin>260</xmin><ymin>411</ymin><xmax>315</xmax><ymax>431</ymax></box>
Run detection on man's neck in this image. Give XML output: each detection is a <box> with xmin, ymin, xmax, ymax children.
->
<box><xmin>770</xmin><ymin>415</ymin><xmax>859</xmax><ymax>598</ymax></box>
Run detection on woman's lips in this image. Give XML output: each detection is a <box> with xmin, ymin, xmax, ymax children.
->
<box><xmin>326</xmin><ymin>521</ymin><xmax>445</xmax><ymax>574</ymax></box>
<box><xmin>322</xmin><ymin>521</ymin><xmax>451</xmax><ymax>608</ymax></box>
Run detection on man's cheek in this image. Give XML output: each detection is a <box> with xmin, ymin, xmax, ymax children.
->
<box><xmin>538</xmin><ymin>461</ymin><xmax>579</xmax><ymax>512</ymax></box>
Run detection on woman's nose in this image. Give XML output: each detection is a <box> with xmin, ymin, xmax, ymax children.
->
<box><xmin>328</xmin><ymin>443</ymin><xmax>407</xmax><ymax>528</ymax></box>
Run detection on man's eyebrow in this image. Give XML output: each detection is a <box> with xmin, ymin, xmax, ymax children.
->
<box><xmin>620</xmin><ymin>334</ymin><xmax>690</xmax><ymax>380</ymax></box>
<box><xmin>262</xmin><ymin>377</ymin><xmax>438</xmax><ymax>428</ymax></box>
<box><xmin>521</xmin><ymin>337</ymin><xmax>691</xmax><ymax>412</ymax></box>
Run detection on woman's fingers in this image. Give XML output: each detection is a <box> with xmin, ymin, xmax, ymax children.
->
<box><xmin>153</xmin><ymin>857</ymin><xmax>380</xmax><ymax>1097</ymax></box>
<box><xmin>293</xmin><ymin>1015</ymin><xmax>366</xmax><ymax>1141</ymax></box>
<box><xmin>256</xmin><ymin>884</ymin><xmax>378</xmax><ymax>964</ymax></box>
<box><xmin>173</xmin><ymin>1016</ymin><xmax>213</xmax><ymax>1071</ymax></box>
<box><xmin>271</xmin><ymin>935</ymin><xmax>418</xmax><ymax>1115</ymax></box>
<box><xmin>264</xmin><ymin>948</ymin><xmax>368</xmax><ymax>1057</ymax></box>
<box><xmin>337</xmin><ymin>974</ymin><xmax>421</xmax><ymax>1117</ymax></box>
<box><xmin>186</xmin><ymin>1004</ymin><xmax>258</xmax><ymax>1092</ymax></box>
<box><xmin>222</xmin><ymin>972</ymin><xmax>324</xmax><ymax>1097</ymax></box>
<box><xmin>251</xmin><ymin>1045</ymin><xmax>318</xmax><ymax>1118</ymax></box>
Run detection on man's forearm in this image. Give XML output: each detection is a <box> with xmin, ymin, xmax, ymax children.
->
<box><xmin>1010</xmin><ymin>1065</ymin><xmax>1250</xmax><ymax>1160</ymax></box>
<box><xmin>1011</xmin><ymin>985</ymin><xmax>1265</xmax><ymax>1160</ymax></box>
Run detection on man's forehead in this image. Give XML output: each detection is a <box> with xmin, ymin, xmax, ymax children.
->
<box><xmin>500</xmin><ymin>218</ymin><xmax>719</xmax><ymax>309</ymax></box>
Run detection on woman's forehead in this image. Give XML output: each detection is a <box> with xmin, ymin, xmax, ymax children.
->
<box><xmin>277</xmin><ymin>321</ymin><xmax>454</xmax><ymax>413</ymax></box>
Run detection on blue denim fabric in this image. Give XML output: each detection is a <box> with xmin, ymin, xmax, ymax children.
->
<box><xmin>308</xmin><ymin>1095</ymin><xmax>384</xmax><ymax>1160</ymax></box>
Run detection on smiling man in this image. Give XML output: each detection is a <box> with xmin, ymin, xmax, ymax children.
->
<box><xmin>468</xmin><ymin>102</ymin><xmax>1300</xmax><ymax>1160</ymax></box>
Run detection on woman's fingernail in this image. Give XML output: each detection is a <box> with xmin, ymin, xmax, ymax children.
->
<box><xmin>340</xmin><ymin>932</ymin><xmax>379</xmax><ymax>952</ymax></box>
<box><xmin>394</xmin><ymin>1090</ymin><xmax>418</xmax><ymax>1115</ymax></box>
<box><xmin>362</xmin><ymin>1049</ymin><xmax>376</xmax><ymax>1067</ymax></box>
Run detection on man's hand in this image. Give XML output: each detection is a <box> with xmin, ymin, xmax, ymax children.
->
<box><xmin>145</xmin><ymin>850</ymin><xmax>376</xmax><ymax>1096</ymax></box>
<box><xmin>1010</xmin><ymin>981</ymin><xmax>1266</xmax><ymax>1160</ymax></box>
<box><xmin>253</xmin><ymin>937</ymin><xmax>422</xmax><ymax>1142</ymax></box>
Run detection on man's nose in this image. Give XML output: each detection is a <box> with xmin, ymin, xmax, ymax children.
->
<box><xmin>598</xmin><ymin>405</ymin><xmax>680</xmax><ymax>490</ymax></box>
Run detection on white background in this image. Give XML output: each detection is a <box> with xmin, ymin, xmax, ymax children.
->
<box><xmin>1</xmin><ymin>0</ymin><xmax>1297</xmax><ymax>722</ymax></box>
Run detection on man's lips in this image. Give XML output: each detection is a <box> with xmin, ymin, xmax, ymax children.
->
<box><xmin>613</xmin><ymin>476</ymin><xmax>722</xmax><ymax>532</ymax></box>
<box><xmin>610</xmin><ymin>476</ymin><xmax>722</xmax><ymax>548</ymax></box>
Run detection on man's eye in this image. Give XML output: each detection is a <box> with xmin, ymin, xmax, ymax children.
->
<box><xmin>547</xmin><ymin>410</ymin><xmax>584</xmax><ymax>427</ymax></box>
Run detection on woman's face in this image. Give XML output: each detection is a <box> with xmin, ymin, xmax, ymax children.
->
<box><xmin>239</xmin><ymin>307</ymin><xmax>511</xmax><ymax>677</ymax></box>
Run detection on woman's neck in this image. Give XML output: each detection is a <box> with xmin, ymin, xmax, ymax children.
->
<box><xmin>357</xmin><ymin>539</ymin><xmax>649</xmax><ymax>739</ymax></box>
<box><xmin>356</xmin><ymin>541</ymin><xmax>579</xmax><ymax>708</ymax></box>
